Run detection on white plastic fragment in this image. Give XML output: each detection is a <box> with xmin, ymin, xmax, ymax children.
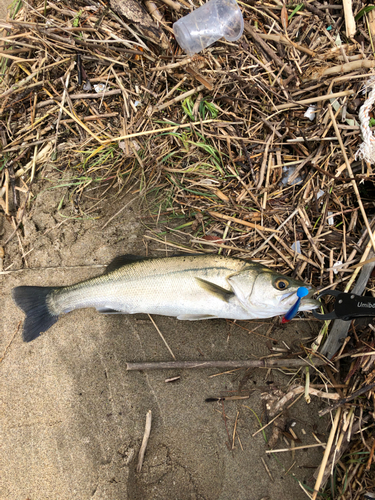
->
<box><xmin>304</xmin><ymin>105</ymin><xmax>316</xmax><ymax>121</ymax></box>
<box><xmin>83</xmin><ymin>81</ymin><xmax>92</xmax><ymax>91</ymax></box>
<box><xmin>281</xmin><ymin>165</ymin><xmax>302</xmax><ymax>185</ymax></box>
<box><xmin>327</xmin><ymin>211</ymin><xmax>334</xmax><ymax>225</ymax></box>
<box><xmin>94</xmin><ymin>83</ymin><xmax>106</xmax><ymax>93</ymax></box>
<box><xmin>332</xmin><ymin>261</ymin><xmax>343</xmax><ymax>275</ymax></box>
<box><xmin>291</xmin><ymin>241</ymin><xmax>301</xmax><ymax>254</ymax></box>
<box><xmin>317</xmin><ymin>189</ymin><xmax>325</xmax><ymax>200</ymax></box>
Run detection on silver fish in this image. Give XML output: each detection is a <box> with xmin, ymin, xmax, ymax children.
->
<box><xmin>12</xmin><ymin>254</ymin><xmax>319</xmax><ymax>342</ymax></box>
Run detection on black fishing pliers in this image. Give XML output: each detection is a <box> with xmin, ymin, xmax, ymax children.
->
<box><xmin>313</xmin><ymin>290</ymin><xmax>375</xmax><ymax>321</ymax></box>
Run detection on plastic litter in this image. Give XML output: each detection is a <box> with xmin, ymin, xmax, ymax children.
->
<box><xmin>281</xmin><ymin>165</ymin><xmax>303</xmax><ymax>185</ymax></box>
<box><xmin>291</xmin><ymin>241</ymin><xmax>301</xmax><ymax>254</ymax></box>
<box><xmin>173</xmin><ymin>0</ymin><xmax>244</xmax><ymax>56</ymax></box>
<box><xmin>304</xmin><ymin>105</ymin><xmax>316</xmax><ymax>121</ymax></box>
<box><xmin>317</xmin><ymin>189</ymin><xmax>324</xmax><ymax>200</ymax></box>
<box><xmin>83</xmin><ymin>81</ymin><xmax>92</xmax><ymax>91</ymax></box>
<box><xmin>332</xmin><ymin>261</ymin><xmax>343</xmax><ymax>275</ymax></box>
<box><xmin>94</xmin><ymin>84</ymin><xmax>106</xmax><ymax>93</ymax></box>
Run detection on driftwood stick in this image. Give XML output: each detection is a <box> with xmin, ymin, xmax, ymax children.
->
<box><xmin>305</xmin><ymin>60</ymin><xmax>375</xmax><ymax>82</ymax></box>
<box><xmin>343</xmin><ymin>0</ymin><xmax>356</xmax><ymax>38</ymax></box>
<box><xmin>312</xmin><ymin>409</ymin><xmax>342</xmax><ymax>500</ymax></box>
<box><xmin>275</xmin><ymin>90</ymin><xmax>355</xmax><ymax>111</ymax></box>
<box><xmin>318</xmin><ymin>382</ymin><xmax>375</xmax><ymax>417</ymax></box>
<box><xmin>126</xmin><ymin>358</ymin><xmax>327</xmax><ymax>371</ymax></box>
<box><xmin>137</xmin><ymin>410</ymin><xmax>152</xmax><ymax>473</ymax></box>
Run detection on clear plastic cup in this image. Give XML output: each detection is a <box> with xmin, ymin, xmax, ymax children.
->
<box><xmin>173</xmin><ymin>0</ymin><xmax>244</xmax><ymax>56</ymax></box>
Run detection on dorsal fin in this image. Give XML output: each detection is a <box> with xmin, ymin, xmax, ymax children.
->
<box><xmin>195</xmin><ymin>277</ymin><xmax>234</xmax><ymax>302</ymax></box>
<box><xmin>105</xmin><ymin>254</ymin><xmax>148</xmax><ymax>273</ymax></box>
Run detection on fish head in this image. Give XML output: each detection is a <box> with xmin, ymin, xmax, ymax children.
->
<box><xmin>228</xmin><ymin>267</ymin><xmax>320</xmax><ymax>318</ymax></box>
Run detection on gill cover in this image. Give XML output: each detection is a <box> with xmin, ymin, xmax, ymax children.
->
<box><xmin>226</xmin><ymin>266</ymin><xmax>268</xmax><ymax>310</ymax></box>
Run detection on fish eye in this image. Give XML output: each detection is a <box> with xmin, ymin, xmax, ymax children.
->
<box><xmin>274</xmin><ymin>278</ymin><xmax>289</xmax><ymax>290</ymax></box>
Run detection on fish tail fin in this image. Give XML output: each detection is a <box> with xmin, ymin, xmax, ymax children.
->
<box><xmin>12</xmin><ymin>286</ymin><xmax>59</xmax><ymax>342</ymax></box>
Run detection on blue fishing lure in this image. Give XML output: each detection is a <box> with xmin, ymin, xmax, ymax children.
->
<box><xmin>282</xmin><ymin>287</ymin><xmax>309</xmax><ymax>323</ymax></box>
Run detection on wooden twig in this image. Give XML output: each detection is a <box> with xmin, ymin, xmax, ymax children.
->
<box><xmin>148</xmin><ymin>314</ymin><xmax>176</xmax><ymax>360</ymax></box>
<box><xmin>343</xmin><ymin>0</ymin><xmax>356</xmax><ymax>38</ymax></box>
<box><xmin>274</xmin><ymin>90</ymin><xmax>355</xmax><ymax>111</ymax></box>
<box><xmin>319</xmin><ymin>382</ymin><xmax>375</xmax><ymax>417</ymax></box>
<box><xmin>101</xmin><ymin>119</ymin><xmax>231</xmax><ymax>145</ymax></box>
<box><xmin>150</xmin><ymin>57</ymin><xmax>195</xmax><ymax>72</ymax></box>
<box><xmin>305</xmin><ymin>60</ymin><xmax>375</xmax><ymax>82</ymax></box>
<box><xmin>0</xmin><ymin>58</ymin><xmax>70</xmax><ymax>100</ymax></box>
<box><xmin>126</xmin><ymin>358</ymin><xmax>327</xmax><ymax>371</ymax></box>
<box><xmin>258</xmin><ymin>33</ymin><xmax>315</xmax><ymax>57</ymax></box>
<box><xmin>208</xmin><ymin>211</ymin><xmax>280</xmax><ymax>233</ymax></box>
<box><xmin>312</xmin><ymin>409</ymin><xmax>342</xmax><ymax>500</ymax></box>
<box><xmin>155</xmin><ymin>84</ymin><xmax>205</xmax><ymax>112</ymax></box>
<box><xmin>35</xmin><ymin>90</ymin><xmax>122</xmax><ymax>109</ymax></box>
<box><xmin>137</xmin><ymin>410</ymin><xmax>152</xmax><ymax>473</ymax></box>
<box><xmin>266</xmin><ymin>443</ymin><xmax>326</xmax><ymax>454</ymax></box>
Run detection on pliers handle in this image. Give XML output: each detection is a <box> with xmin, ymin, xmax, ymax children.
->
<box><xmin>313</xmin><ymin>289</ymin><xmax>375</xmax><ymax>321</ymax></box>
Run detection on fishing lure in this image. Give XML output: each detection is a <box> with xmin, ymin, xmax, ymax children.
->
<box><xmin>282</xmin><ymin>287</ymin><xmax>309</xmax><ymax>323</ymax></box>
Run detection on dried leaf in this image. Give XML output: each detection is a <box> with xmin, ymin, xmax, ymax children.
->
<box><xmin>281</xmin><ymin>4</ymin><xmax>288</xmax><ymax>31</ymax></box>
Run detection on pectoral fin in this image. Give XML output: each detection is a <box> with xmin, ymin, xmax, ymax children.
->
<box><xmin>195</xmin><ymin>278</ymin><xmax>233</xmax><ymax>302</ymax></box>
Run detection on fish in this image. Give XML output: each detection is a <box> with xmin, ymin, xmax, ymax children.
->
<box><xmin>12</xmin><ymin>254</ymin><xmax>320</xmax><ymax>342</ymax></box>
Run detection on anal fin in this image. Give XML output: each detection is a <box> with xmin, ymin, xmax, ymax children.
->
<box><xmin>177</xmin><ymin>314</ymin><xmax>217</xmax><ymax>321</ymax></box>
<box><xmin>97</xmin><ymin>307</ymin><xmax>124</xmax><ymax>314</ymax></box>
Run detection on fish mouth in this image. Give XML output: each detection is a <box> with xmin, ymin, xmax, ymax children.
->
<box><xmin>280</xmin><ymin>290</ymin><xmax>297</xmax><ymax>302</ymax></box>
<box><xmin>280</xmin><ymin>287</ymin><xmax>320</xmax><ymax>310</ymax></box>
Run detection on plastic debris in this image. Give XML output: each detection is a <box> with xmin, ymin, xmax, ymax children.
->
<box><xmin>173</xmin><ymin>0</ymin><xmax>244</xmax><ymax>55</ymax></box>
<box><xmin>317</xmin><ymin>189</ymin><xmax>325</xmax><ymax>200</ymax></box>
<box><xmin>291</xmin><ymin>241</ymin><xmax>301</xmax><ymax>254</ymax></box>
<box><xmin>281</xmin><ymin>165</ymin><xmax>303</xmax><ymax>185</ymax></box>
<box><xmin>94</xmin><ymin>84</ymin><xmax>106</xmax><ymax>93</ymax></box>
<box><xmin>332</xmin><ymin>261</ymin><xmax>343</xmax><ymax>274</ymax></box>
<box><xmin>304</xmin><ymin>105</ymin><xmax>316</xmax><ymax>121</ymax></box>
<box><xmin>83</xmin><ymin>81</ymin><xmax>92</xmax><ymax>91</ymax></box>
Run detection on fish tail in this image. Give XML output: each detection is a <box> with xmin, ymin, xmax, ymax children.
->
<box><xmin>12</xmin><ymin>286</ymin><xmax>59</xmax><ymax>342</ymax></box>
